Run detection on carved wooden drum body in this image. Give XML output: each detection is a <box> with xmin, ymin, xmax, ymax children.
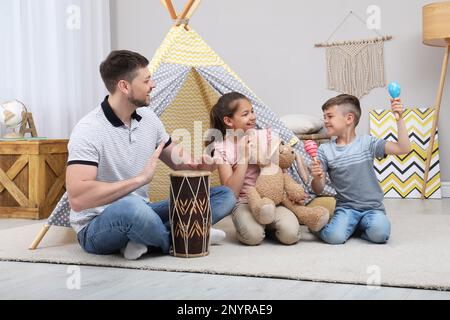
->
<box><xmin>169</xmin><ymin>171</ymin><xmax>211</xmax><ymax>258</ymax></box>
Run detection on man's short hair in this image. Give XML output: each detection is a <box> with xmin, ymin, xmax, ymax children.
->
<box><xmin>322</xmin><ymin>94</ymin><xmax>362</xmax><ymax>127</ymax></box>
<box><xmin>100</xmin><ymin>50</ymin><xmax>149</xmax><ymax>93</ymax></box>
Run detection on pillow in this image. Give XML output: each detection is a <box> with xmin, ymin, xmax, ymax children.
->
<box><xmin>279</xmin><ymin>114</ymin><xmax>324</xmax><ymax>134</ymax></box>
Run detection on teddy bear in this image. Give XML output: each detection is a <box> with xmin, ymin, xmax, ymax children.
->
<box><xmin>246</xmin><ymin>134</ymin><xmax>330</xmax><ymax>232</ymax></box>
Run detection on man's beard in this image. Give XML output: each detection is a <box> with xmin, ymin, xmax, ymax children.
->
<box><xmin>128</xmin><ymin>94</ymin><xmax>150</xmax><ymax>108</ymax></box>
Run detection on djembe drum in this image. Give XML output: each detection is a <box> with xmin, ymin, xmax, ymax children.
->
<box><xmin>169</xmin><ymin>171</ymin><xmax>212</xmax><ymax>258</ymax></box>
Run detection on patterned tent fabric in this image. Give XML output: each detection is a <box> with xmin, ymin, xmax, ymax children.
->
<box><xmin>150</xmin><ymin>64</ymin><xmax>191</xmax><ymax>116</ymax></box>
<box><xmin>46</xmin><ymin>25</ymin><xmax>336</xmax><ymax>228</ymax></box>
<box><xmin>370</xmin><ymin>107</ymin><xmax>441</xmax><ymax>199</ymax></box>
<box><xmin>149</xmin><ymin>26</ymin><xmax>335</xmax><ymax>201</ymax></box>
<box><xmin>47</xmin><ymin>193</ymin><xmax>71</xmax><ymax>227</ymax></box>
<box><xmin>149</xmin><ymin>67</ymin><xmax>222</xmax><ymax>202</ymax></box>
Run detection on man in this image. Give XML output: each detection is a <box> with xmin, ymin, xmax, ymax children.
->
<box><xmin>66</xmin><ymin>50</ymin><xmax>236</xmax><ymax>260</ymax></box>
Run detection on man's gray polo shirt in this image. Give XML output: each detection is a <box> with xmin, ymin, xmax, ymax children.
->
<box><xmin>68</xmin><ymin>96</ymin><xmax>171</xmax><ymax>233</ymax></box>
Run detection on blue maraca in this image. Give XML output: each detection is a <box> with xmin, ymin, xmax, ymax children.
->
<box><xmin>388</xmin><ymin>81</ymin><xmax>401</xmax><ymax>120</ymax></box>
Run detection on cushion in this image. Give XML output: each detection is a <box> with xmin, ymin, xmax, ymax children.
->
<box><xmin>307</xmin><ymin>197</ymin><xmax>336</xmax><ymax>218</ymax></box>
<box><xmin>279</xmin><ymin>114</ymin><xmax>324</xmax><ymax>134</ymax></box>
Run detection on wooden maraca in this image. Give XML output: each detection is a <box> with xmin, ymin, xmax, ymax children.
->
<box><xmin>304</xmin><ymin>140</ymin><xmax>323</xmax><ymax>178</ymax></box>
<box><xmin>388</xmin><ymin>81</ymin><xmax>401</xmax><ymax>121</ymax></box>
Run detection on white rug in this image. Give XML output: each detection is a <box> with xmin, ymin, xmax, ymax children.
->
<box><xmin>1</xmin><ymin>212</ymin><xmax>450</xmax><ymax>291</ymax></box>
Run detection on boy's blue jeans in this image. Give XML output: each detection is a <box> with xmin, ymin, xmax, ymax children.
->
<box><xmin>77</xmin><ymin>186</ymin><xmax>236</xmax><ymax>255</ymax></box>
<box><xmin>318</xmin><ymin>207</ymin><xmax>391</xmax><ymax>245</ymax></box>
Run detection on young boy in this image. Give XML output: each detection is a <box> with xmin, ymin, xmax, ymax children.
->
<box><xmin>311</xmin><ymin>94</ymin><xmax>411</xmax><ymax>244</ymax></box>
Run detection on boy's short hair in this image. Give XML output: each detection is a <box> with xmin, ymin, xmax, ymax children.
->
<box><xmin>322</xmin><ymin>94</ymin><xmax>361</xmax><ymax>127</ymax></box>
<box><xmin>100</xmin><ymin>50</ymin><xmax>149</xmax><ymax>93</ymax></box>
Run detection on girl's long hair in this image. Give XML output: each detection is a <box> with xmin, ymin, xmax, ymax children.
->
<box><xmin>210</xmin><ymin>92</ymin><xmax>249</xmax><ymax>136</ymax></box>
<box><xmin>207</xmin><ymin>92</ymin><xmax>249</xmax><ymax>155</ymax></box>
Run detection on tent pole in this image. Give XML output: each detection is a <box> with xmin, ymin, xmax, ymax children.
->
<box><xmin>177</xmin><ymin>0</ymin><xmax>195</xmax><ymax>26</ymax></box>
<box><xmin>186</xmin><ymin>0</ymin><xmax>202</xmax><ymax>19</ymax></box>
<box><xmin>29</xmin><ymin>225</ymin><xmax>50</xmax><ymax>250</ymax></box>
<box><xmin>184</xmin><ymin>0</ymin><xmax>201</xmax><ymax>31</ymax></box>
<box><xmin>161</xmin><ymin>0</ymin><xmax>178</xmax><ymax>20</ymax></box>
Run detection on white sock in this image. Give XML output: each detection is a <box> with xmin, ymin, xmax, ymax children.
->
<box><xmin>121</xmin><ymin>241</ymin><xmax>148</xmax><ymax>260</ymax></box>
<box><xmin>210</xmin><ymin>228</ymin><xmax>226</xmax><ymax>245</ymax></box>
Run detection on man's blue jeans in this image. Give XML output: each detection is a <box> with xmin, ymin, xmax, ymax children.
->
<box><xmin>77</xmin><ymin>186</ymin><xmax>236</xmax><ymax>255</ymax></box>
<box><xmin>318</xmin><ymin>207</ymin><xmax>391</xmax><ymax>245</ymax></box>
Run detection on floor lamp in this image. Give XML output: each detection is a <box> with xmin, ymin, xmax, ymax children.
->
<box><xmin>421</xmin><ymin>1</ymin><xmax>450</xmax><ymax>199</ymax></box>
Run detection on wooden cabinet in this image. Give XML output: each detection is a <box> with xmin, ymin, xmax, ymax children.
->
<box><xmin>0</xmin><ymin>139</ymin><xmax>68</xmax><ymax>219</ymax></box>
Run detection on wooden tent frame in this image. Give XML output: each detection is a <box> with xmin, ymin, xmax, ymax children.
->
<box><xmin>160</xmin><ymin>0</ymin><xmax>202</xmax><ymax>30</ymax></box>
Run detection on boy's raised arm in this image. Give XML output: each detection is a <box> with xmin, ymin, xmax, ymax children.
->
<box><xmin>385</xmin><ymin>98</ymin><xmax>412</xmax><ymax>156</ymax></box>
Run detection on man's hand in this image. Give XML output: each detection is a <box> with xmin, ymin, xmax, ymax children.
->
<box><xmin>188</xmin><ymin>154</ymin><xmax>218</xmax><ymax>172</ymax></box>
<box><xmin>138</xmin><ymin>142</ymin><xmax>165</xmax><ymax>185</ymax></box>
<box><xmin>391</xmin><ymin>98</ymin><xmax>404</xmax><ymax>120</ymax></box>
<box><xmin>311</xmin><ymin>160</ymin><xmax>324</xmax><ymax>179</ymax></box>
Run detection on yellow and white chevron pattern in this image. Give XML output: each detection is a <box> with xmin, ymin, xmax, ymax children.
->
<box><xmin>149</xmin><ymin>26</ymin><xmax>221</xmax><ymax>72</ymax></box>
<box><xmin>149</xmin><ymin>69</ymin><xmax>221</xmax><ymax>202</ymax></box>
<box><xmin>149</xmin><ymin>26</ymin><xmax>241</xmax><ymax>82</ymax></box>
<box><xmin>369</xmin><ymin>107</ymin><xmax>441</xmax><ymax>199</ymax></box>
<box><xmin>148</xmin><ymin>25</ymin><xmax>267</xmax><ymax>201</ymax></box>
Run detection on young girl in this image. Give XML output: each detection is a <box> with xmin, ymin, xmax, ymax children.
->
<box><xmin>210</xmin><ymin>92</ymin><xmax>301</xmax><ymax>246</ymax></box>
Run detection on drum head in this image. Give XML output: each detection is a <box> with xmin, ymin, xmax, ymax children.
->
<box><xmin>170</xmin><ymin>170</ymin><xmax>211</xmax><ymax>178</ymax></box>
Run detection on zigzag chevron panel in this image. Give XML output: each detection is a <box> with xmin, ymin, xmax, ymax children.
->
<box><xmin>369</xmin><ymin>108</ymin><xmax>441</xmax><ymax>199</ymax></box>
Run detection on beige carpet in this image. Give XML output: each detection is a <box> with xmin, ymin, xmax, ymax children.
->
<box><xmin>1</xmin><ymin>212</ymin><xmax>450</xmax><ymax>291</ymax></box>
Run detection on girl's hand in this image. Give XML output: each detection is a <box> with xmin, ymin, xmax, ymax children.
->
<box><xmin>237</xmin><ymin>135</ymin><xmax>251</xmax><ymax>165</ymax></box>
<box><xmin>391</xmin><ymin>98</ymin><xmax>404</xmax><ymax>119</ymax></box>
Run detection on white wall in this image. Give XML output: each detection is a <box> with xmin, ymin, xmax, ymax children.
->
<box><xmin>110</xmin><ymin>0</ymin><xmax>449</xmax><ymax>181</ymax></box>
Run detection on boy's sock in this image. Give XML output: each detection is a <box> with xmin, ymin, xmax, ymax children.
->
<box><xmin>210</xmin><ymin>228</ymin><xmax>226</xmax><ymax>245</ymax></box>
<box><xmin>121</xmin><ymin>241</ymin><xmax>148</xmax><ymax>260</ymax></box>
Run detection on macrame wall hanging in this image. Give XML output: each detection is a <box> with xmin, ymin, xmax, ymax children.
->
<box><xmin>315</xmin><ymin>11</ymin><xmax>393</xmax><ymax>98</ymax></box>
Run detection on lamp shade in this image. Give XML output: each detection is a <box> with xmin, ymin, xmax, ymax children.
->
<box><xmin>423</xmin><ymin>1</ymin><xmax>450</xmax><ymax>47</ymax></box>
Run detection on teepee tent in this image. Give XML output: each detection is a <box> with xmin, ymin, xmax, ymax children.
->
<box><xmin>29</xmin><ymin>0</ymin><xmax>334</xmax><ymax>250</ymax></box>
<box><xmin>149</xmin><ymin>0</ymin><xmax>335</xmax><ymax>202</ymax></box>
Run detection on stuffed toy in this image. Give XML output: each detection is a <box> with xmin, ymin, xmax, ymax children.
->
<box><xmin>247</xmin><ymin>133</ymin><xmax>330</xmax><ymax>232</ymax></box>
